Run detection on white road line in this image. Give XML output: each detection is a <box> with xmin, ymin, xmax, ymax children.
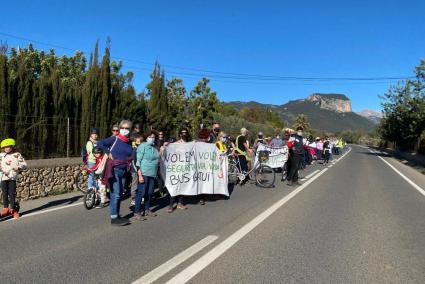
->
<box><xmin>133</xmin><ymin>235</ymin><xmax>218</xmax><ymax>284</ymax></box>
<box><xmin>5</xmin><ymin>201</ymin><xmax>83</xmax><ymax>222</ymax></box>
<box><xmin>165</xmin><ymin>168</ymin><xmax>329</xmax><ymax>284</ymax></box>
<box><xmin>369</xmin><ymin>149</ymin><xmax>425</xmax><ymax>197</ymax></box>
<box><xmin>305</xmin><ymin>169</ymin><xmax>320</xmax><ymax>180</ymax></box>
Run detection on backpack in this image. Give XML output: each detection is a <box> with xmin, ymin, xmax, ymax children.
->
<box><xmin>81</xmin><ymin>141</ymin><xmax>94</xmax><ymax>165</ymax></box>
<box><xmin>293</xmin><ymin>137</ymin><xmax>304</xmax><ymax>155</ymax></box>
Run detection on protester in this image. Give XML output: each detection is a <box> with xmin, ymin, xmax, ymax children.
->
<box><xmin>316</xmin><ymin>137</ymin><xmax>324</xmax><ymax>160</ymax></box>
<box><xmin>253</xmin><ymin>132</ymin><xmax>265</xmax><ymax>151</ymax></box>
<box><xmin>86</xmin><ymin>128</ymin><xmax>99</xmax><ymax>191</ymax></box>
<box><xmin>197</xmin><ymin>127</ymin><xmax>211</xmax><ymax>143</ymax></box>
<box><xmin>208</xmin><ymin>122</ymin><xmax>220</xmax><ymax>143</ymax></box>
<box><xmin>323</xmin><ymin>137</ymin><xmax>331</xmax><ymax>165</ymax></box>
<box><xmin>86</xmin><ymin>146</ymin><xmax>108</xmax><ymax>208</ymax></box>
<box><xmin>271</xmin><ymin>133</ymin><xmax>284</xmax><ymax>148</ymax></box>
<box><xmin>111</xmin><ymin>124</ymin><xmax>120</xmax><ymax>136</ymax></box>
<box><xmin>156</xmin><ymin>131</ymin><xmax>166</xmax><ymax>148</ymax></box>
<box><xmin>197</xmin><ymin>127</ymin><xmax>211</xmax><ymax>205</ymax></box>
<box><xmin>286</xmin><ymin>127</ymin><xmax>306</xmax><ymax>186</ymax></box>
<box><xmin>0</xmin><ymin>138</ymin><xmax>27</xmax><ymax>219</ymax></box>
<box><xmin>235</xmin><ymin>128</ymin><xmax>253</xmax><ymax>176</ymax></box>
<box><xmin>215</xmin><ymin>131</ymin><xmax>229</xmax><ymax>154</ymax></box>
<box><xmin>167</xmin><ymin>128</ymin><xmax>189</xmax><ymax>213</ymax></box>
<box><xmin>132</xmin><ymin>123</ymin><xmax>141</xmax><ymax>135</ymax></box>
<box><xmin>132</xmin><ymin>131</ymin><xmax>160</xmax><ymax>220</ymax></box>
<box><xmin>98</xmin><ymin>120</ymin><xmax>133</xmax><ymax>226</ymax></box>
<box><xmin>130</xmin><ymin>132</ymin><xmax>143</xmax><ymax>206</ymax></box>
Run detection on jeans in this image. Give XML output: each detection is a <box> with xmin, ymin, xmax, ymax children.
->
<box><xmin>109</xmin><ymin>167</ymin><xmax>126</xmax><ymax>219</ymax></box>
<box><xmin>87</xmin><ymin>161</ymin><xmax>98</xmax><ymax>190</ymax></box>
<box><xmin>134</xmin><ymin>175</ymin><xmax>155</xmax><ymax>214</ymax></box>
<box><xmin>1</xmin><ymin>180</ymin><xmax>16</xmax><ymax>209</ymax></box>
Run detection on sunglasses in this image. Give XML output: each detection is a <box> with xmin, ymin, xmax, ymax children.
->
<box><xmin>112</xmin><ymin>129</ymin><xmax>119</xmax><ymax>132</ymax></box>
<box><xmin>120</xmin><ymin>127</ymin><xmax>130</xmax><ymax>130</ymax></box>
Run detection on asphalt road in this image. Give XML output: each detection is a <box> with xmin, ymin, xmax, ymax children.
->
<box><xmin>1</xmin><ymin>145</ymin><xmax>424</xmax><ymax>283</ymax></box>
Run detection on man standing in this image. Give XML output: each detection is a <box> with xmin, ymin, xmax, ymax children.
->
<box><xmin>286</xmin><ymin>127</ymin><xmax>306</xmax><ymax>186</ymax></box>
<box><xmin>208</xmin><ymin>122</ymin><xmax>220</xmax><ymax>143</ymax></box>
<box><xmin>235</xmin><ymin>128</ymin><xmax>253</xmax><ymax>174</ymax></box>
<box><xmin>253</xmin><ymin>131</ymin><xmax>265</xmax><ymax>151</ymax></box>
<box><xmin>271</xmin><ymin>133</ymin><xmax>284</xmax><ymax>148</ymax></box>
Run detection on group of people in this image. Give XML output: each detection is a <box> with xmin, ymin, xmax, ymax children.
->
<box><xmin>0</xmin><ymin>118</ymin><xmax>345</xmax><ymax>224</ymax></box>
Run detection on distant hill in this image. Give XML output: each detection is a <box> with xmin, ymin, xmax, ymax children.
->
<box><xmin>356</xmin><ymin>109</ymin><xmax>383</xmax><ymax>124</ymax></box>
<box><xmin>227</xmin><ymin>93</ymin><xmax>376</xmax><ymax>133</ymax></box>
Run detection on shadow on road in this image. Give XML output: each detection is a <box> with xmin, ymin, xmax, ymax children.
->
<box><xmin>19</xmin><ymin>195</ymin><xmax>83</xmax><ymax>217</ymax></box>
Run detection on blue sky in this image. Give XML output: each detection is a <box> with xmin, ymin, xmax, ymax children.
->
<box><xmin>1</xmin><ymin>0</ymin><xmax>424</xmax><ymax>112</ymax></box>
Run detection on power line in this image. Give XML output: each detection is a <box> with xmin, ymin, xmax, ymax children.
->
<box><xmin>0</xmin><ymin>31</ymin><xmax>415</xmax><ymax>83</ymax></box>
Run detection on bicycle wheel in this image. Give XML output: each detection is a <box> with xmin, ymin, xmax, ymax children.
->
<box><xmin>83</xmin><ymin>188</ymin><xmax>96</xmax><ymax>210</ymax></box>
<box><xmin>228</xmin><ymin>163</ymin><xmax>240</xmax><ymax>185</ymax></box>
<box><xmin>75</xmin><ymin>170</ymin><xmax>88</xmax><ymax>193</ymax></box>
<box><xmin>255</xmin><ymin>165</ymin><xmax>275</xmax><ymax>188</ymax></box>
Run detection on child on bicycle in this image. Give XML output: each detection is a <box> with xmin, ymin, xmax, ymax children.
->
<box><xmin>86</xmin><ymin>146</ymin><xmax>108</xmax><ymax>208</ymax></box>
<box><xmin>0</xmin><ymin>138</ymin><xmax>27</xmax><ymax>219</ymax></box>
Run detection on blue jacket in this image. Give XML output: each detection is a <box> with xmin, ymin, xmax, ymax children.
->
<box><xmin>97</xmin><ymin>136</ymin><xmax>133</xmax><ymax>168</ymax></box>
<box><xmin>136</xmin><ymin>142</ymin><xmax>160</xmax><ymax>177</ymax></box>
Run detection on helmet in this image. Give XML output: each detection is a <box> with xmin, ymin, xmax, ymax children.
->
<box><xmin>1</xmin><ymin>138</ymin><xmax>16</xmax><ymax>148</ymax></box>
<box><xmin>93</xmin><ymin>146</ymin><xmax>104</xmax><ymax>154</ymax></box>
<box><xmin>90</xmin><ymin>128</ymin><xmax>99</xmax><ymax>135</ymax></box>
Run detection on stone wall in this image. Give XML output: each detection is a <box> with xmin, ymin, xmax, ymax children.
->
<box><xmin>1</xmin><ymin>157</ymin><xmax>83</xmax><ymax>203</ymax></box>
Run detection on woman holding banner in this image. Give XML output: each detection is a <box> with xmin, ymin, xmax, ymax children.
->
<box><xmin>167</xmin><ymin>128</ymin><xmax>189</xmax><ymax>213</ymax></box>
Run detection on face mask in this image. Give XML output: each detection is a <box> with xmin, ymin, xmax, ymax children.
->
<box><xmin>181</xmin><ymin>134</ymin><xmax>188</xmax><ymax>140</ymax></box>
<box><xmin>276</xmin><ymin>136</ymin><xmax>280</xmax><ymax>139</ymax></box>
<box><xmin>220</xmin><ymin>137</ymin><xmax>227</xmax><ymax>143</ymax></box>
<box><xmin>214</xmin><ymin>128</ymin><xmax>220</xmax><ymax>133</ymax></box>
<box><xmin>120</xmin><ymin>128</ymin><xmax>130</xmax><ymax>136</ymax></box>
<box><xmin>297</xmin><ymin>131</ymin><xmax>303</xmax><ymax>136</ymax></box>
<box><xmin>146</xmin><ymin>137</ymin><xmax>155</xmax><ymax>145</ymax></box>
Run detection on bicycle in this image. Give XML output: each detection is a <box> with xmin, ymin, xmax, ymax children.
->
<box><xmin>74</xmin><ymin>165</ymin><xmax>89</xmax><ymax>193</ymax></box>
<box><xmin>228</xmin><ymin>150</ymin><xmax>276</xmax><ymax>188</ymax></box>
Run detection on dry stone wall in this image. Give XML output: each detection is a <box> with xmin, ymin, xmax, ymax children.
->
<box><xmin>1</xmin><ymin>157</ymin><xmax>83</xmax><ymax>203</ymax></box>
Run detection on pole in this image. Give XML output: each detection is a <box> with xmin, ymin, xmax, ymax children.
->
<box><xmin>66</xmin><ymin>117</ymin><xmax>70</xmax><ymax>158</ymax></box>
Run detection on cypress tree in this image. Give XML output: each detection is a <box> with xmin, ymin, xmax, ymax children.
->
<box><xmin>147</xmin><ymin>62</ymin><xmax>169</xmax><ymax>131</ymax></box>
<box><xmin>99</xmin><ymin>43</ymin><xmax>111</xmax><ymax>137</ymax></box>
<box><xmin>0</xmin><ymin>49</ymin><xmax>8</xmax><ymax>137</ymax></box>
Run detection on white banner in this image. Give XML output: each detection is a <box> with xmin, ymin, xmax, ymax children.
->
<box><xmin>160</xmin><ymin>141</ymin><xmax>229</xmax><ymax>197</ymax></box>
<box><xmin>255</xmin><ymin>143</ymin><xmax>288</xmax><ymax>168</ymax></box>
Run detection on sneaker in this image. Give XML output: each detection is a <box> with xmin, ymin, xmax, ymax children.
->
<box><xmin>286</xmin><ymin>181</ymin><xmax>293</xmax><ymax>186</ymax></box>
<box><xmin>177</xmin><ymin>204</ymin><xmax>188</xmax><ymax>210</ymax></box>
<box><xmin>12</xmin><ymin>210</ymin><xmax>20</xmax><ymax>219</ymax></box>
<box><xmin>199</xmin><ymin>199</ymin><xmax>205</xmax><ymax>205</ymax></box>
<box><xmin>1</xmin><ymin>208</ymin><xmax>10</xmax><ymax>217</ymax></box>
<box><xmin>130</xmin><ymin>199</ymin><xmax>135</xmax><ymax>206</ymax></box>
<box><xmin>131</xmin><ymin>213</ymin><xmax>147</xmax><ymax>221</ymax></box>
<box><xmin>111</xmin><ymin>217</ymin><xmax>130</xmax><ymax>226</ymax></box>
<box><xmin>167</xmin><ymin>207</ymin><xmax>174</xmax><ymax>213</ymax></box>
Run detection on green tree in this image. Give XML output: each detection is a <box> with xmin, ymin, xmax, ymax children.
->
<box><xmin>167</xmin><ymin>77</ymin><xmax>188</xmax><ymax>136</ymax></box>
<box><xmin>293</xmin><ymin>114</ymin><xmax>311</xmax><ymax>131</ymax></box>
<box><xmin>189</xmin><ymin>77</ymin><xmax>219</xmax><ymax>132</ymax></box>
<box><xmin>147</xmin><ymin>62</ymin><xmax>169</xmax><ymax>131</ymax></box>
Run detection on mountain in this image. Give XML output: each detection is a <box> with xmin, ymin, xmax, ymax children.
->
<box><xmin>356</xmin><ymin>109</ymin><xmax>383</xmax><ymax>124</ymax></box>
<box><xmin>227</xmin><ymin>93</ymin><xmax>376</xmax><ymax>133</ymax></box>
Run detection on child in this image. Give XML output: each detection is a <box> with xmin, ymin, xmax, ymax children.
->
<box><xmin>86</xmin><ymin>146</ymin><xmax>108</xmax><ymax>208</ymax></box>
<box><xmin>0</xmin><ymin>138</ymin><xmax>27</xmax><ymax>219</ymax></box>
<box><xmin>130</xmin><ymin>132</ymin><xmax>143</xmax><ymax>206</ymax></box>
